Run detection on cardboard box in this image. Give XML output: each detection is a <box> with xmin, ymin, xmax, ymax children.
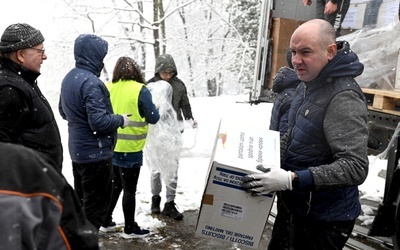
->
<box><xmin>268</xmin><ymin>18</ymin><xmax>305</xmax><ymax>89</ymax></box>
<box><xmin>195</xmin><ymin>120</ymin><xmax>280</xmax><ymax>249</ymax></box>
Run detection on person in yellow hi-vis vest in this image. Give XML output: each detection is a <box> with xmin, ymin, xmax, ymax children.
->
<box><xmin>100</xmin><ymin>57</ymin><xmax>160</xmax><ymax>239</ymax></box>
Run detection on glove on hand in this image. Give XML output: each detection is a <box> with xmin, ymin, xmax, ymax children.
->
<box><xmin>121</xmin><ymin>114</ymin><xmax>131</xmax><ymax>128</ymax></box>
<box><xmin>192</xmin><ymin>119</ymin><xmax>198</xmax><ymax>129</ymax></box>
<box><xmin>242</xmin><ymin>165</ymin><xmax>293</xmax><ymax>195</ymax></box>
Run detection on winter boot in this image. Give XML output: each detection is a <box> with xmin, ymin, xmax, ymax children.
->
<box><xmin>162</xmin><ymin>200</ymin><xmax>183</xmax><ymax>220</ymax></box>
<box><xmin>151</xmin><ymin>195</ymin><xmax>161</xmax><ymax>214</ymax></box>
<box><xmin>121</xmin><ymin>222</ymin><xmax>150</xmax><ymax>239</ymax></box>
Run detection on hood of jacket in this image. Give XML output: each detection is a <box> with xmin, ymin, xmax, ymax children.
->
<box><xmin>272</xmin><ymin>66</ymin><xmax>301</xmax><ymax>93</ymax></box>
<box><xmin>74</xmin><ymin>34</ymin><xmax>108</xmax><ymax>77</ymax></box>
<box><xmin>314</xmin><ymin>41</ymin><xmax>364</xmax><ymax>81</ymax></box>
<box><xmin>154</xmin><ymin>54</ymin><xmax>178</xmax><ymax>77</ymax></box>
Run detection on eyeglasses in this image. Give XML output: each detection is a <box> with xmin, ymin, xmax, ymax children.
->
<box><xmin>28</xmin><ymin>48</ymin><xmax>45</xmax><ymax>56</ymax></box>
<box><xmin>160</xmin><ymin>71</ymin><xmax>174</xmax><ymax>76</ymax></box>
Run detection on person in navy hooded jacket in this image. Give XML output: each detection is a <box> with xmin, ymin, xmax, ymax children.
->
<box><xmin>59</xmin><ymin>34</ymin><xmax>130</xmax><ymax>230</ymax></box>
<box><xmin>269</xmin><ymin>48</ymin><xmax>302</xmax><ymax>137</ymax></box>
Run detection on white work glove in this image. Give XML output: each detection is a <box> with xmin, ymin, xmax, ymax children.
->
<box><xmin>242</xmin><ymin>165</ymin><xmax>293</xmax><ymax>196</ymax></box>
<box><xmin>121</xmin><ymin>114</ymin><xmax>131</xmax><ymax>128</ymax></box>
<box><xmin>192</xmin><ymin>119</ymin><xmax>198</xmax><ymax>129</ymax></box>
<box><xmin>185</xmin><ymin>119</ymin><xmax>198</xmax><ymax>129</ymax></box>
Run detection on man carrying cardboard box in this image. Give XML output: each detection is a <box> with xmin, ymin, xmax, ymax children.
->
<box><xmin>242</xmin><ymin>19</ymin><xmax>369</xmax><ymax>249</ymax></box>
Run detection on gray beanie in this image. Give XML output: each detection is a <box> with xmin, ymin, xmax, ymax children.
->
<box><xmin>0</xmin><ymin>23</ymin><xmax>44</xmax><ymax>53</ymax></box>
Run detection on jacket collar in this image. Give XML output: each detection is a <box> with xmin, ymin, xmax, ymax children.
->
<box><xmin>0</xmin><ymin>58</ymin><xmax>40</xmax><ymax>84</ymax></box>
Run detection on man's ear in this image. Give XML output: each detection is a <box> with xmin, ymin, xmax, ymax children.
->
<box><xmin>15</xmin><ymin>50</ymin><xmax>25</xmax><ymax>64</ymax></box>
<box><xmin>326</xmin><ymin>43</ymin><xmax>337</xmax><ymax>60</ymax></box>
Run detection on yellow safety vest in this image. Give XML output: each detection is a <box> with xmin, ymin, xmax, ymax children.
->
<box><xmin>106</xmin><ymin>80</ymin><xmax>148</xmax><ymax>153</ymax></box>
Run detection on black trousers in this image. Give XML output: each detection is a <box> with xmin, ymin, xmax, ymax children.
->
<box><xmin>268</xmin><ymin>193</ymin><xmax>355</xmax><ymax>250</ymax></box>
<box><xmin>268</xmin><ymin>194</ymin><xmax>290</xmax><ymax>250</ymax></box>
<box><xmin>72</xmin><ymin>158</ymin><xmax>113</xmax><ymax>229</ymax></box>
<box><xmin>104</xmin><ymin>164</ymin><xmax>141</xmax><ymax>232</ymax></box>
<box><xmin>316</xmin><ymin>0</ymin><xmax>351</xmax><ymax>37</ymax></box>
<box><xmin>291</xmin><ymin>217</ymin><xmax>355</xmax><ymax>250</ymax></box>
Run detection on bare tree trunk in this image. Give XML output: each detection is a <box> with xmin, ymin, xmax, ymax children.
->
<box><xmin>159</xmin><ymin>0</ymin><xmax>166</xmax><ymax>54</ymax></box>
<box><xmin>86</xmin><ymin>12</ymin><xmax>110</xmax><ymax>81</ymax></box>
<box><xmin>217</xmin><ymin>27</ymin><xmax>231</xmax><ymax>96</ymax></box>
<box><xmin>203</xmin><ymin>4</ymin><xmax>216</xmax><ymax>96</ymax></box>
<box><xmin>177</xmin><ymin>1</ymin><xmax>194</xmax><ymax>95</ymax></box>
<box><xmin>153</xmin><ymin>0</ymin><xmax>160</xmax><ymax>58</ymax></box>
<box><xmin>138</xmin><ymin>1</ymin><xmax>146</xmax><ymax>71</ymax></box>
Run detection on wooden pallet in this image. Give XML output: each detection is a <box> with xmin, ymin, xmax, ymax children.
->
<box><xmin>362</xmin><ymin>88</ymin><xmax>400</xmax><ymax>116</ymax></box>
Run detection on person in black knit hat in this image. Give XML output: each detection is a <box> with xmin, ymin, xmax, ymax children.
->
<box><xmin>0</xmin><ymin>23</ymin><xmax>45</xmax><ymax>52</ymax></box>
<box><xmin>0</xmin><ymin>23</ymin><xmax>63</xmax><ymax>172</ymax></box>
<box><xmin>0</xmin><ymin>24</ymin><xmax>99</xmax><ymax>249</ymax></box>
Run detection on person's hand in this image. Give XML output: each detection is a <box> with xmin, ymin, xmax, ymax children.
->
<box><xmin>303</xmin><ymin>0</ymin><xmax>312</xmax><ymax>6</ymax></box>
<box><xmin>121</xmin><ymin>114</ymin><xmax>131</xmax><ymax>128</ymax></box>
<box><xmin>242</xmin><ymin>165</ymin><xmax>293</xmax><ymax>196</ymax></box>
<box><xmin>192</xmin><ymin>119</ymin><xmax>198</xmax><ymax>129</ymax></box>
<box><xmin>325</xmin><ymin>1</ymin><xmax>337</xmax><ymax>14</ymax></box>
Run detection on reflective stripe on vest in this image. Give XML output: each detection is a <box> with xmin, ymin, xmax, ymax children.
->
<box><xmin>126</xmin><ymin>121</ymin><xmax>148</xmax><ymax>127</ymax></box>
<box><xmin>117</xmin><ymin>133</ymin><xmax>147</xmax><ymax>140</ymax></box>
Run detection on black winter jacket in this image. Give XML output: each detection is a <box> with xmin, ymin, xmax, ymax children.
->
<box><xmin>269</xmin><ymin>66</ymin><xmax>301</xmax><ymax>137</ymax></box>
<box><xmin>0</xmin><ymin>142</ymin><xmax>98</xmax><ymax>249</ymax></box>
<box><xmin>281</xmin><ymin>41</ymin><xmax>369</xmax><ymax>222</ymax></box>
<box><xmin>0</xmin><ymin>58</ymin><xmax>63</xmax><ymax>171</ymax></box>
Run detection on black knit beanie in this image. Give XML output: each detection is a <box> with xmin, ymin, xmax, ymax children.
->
<box><xmin>0</xmin><ymin>23</ymin><xmax>44</xmax><ymax>53</ymax></box>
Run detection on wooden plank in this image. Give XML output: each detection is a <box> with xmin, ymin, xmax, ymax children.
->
<box><xmin>362</xmin><ymin>88</ymin><xmax>400</xmax><ymax>98</ymax></box>
<box><xmin>373</xmin><ymin>94</ymin><xmax>396</xmax><ymax>110</ymax></box>
<box><xmin>362</xmin><ymin>88</ymin><xmax>400</xmax><ymax>114</ymax></box>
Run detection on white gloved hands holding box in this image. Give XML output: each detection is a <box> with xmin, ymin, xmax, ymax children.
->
<box><xmin>242</xmin><ymin>164</ymin><xmax>293</xmax><ymax>196</ymax></box>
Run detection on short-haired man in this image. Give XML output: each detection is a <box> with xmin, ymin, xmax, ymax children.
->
<box><xmin>242</xmin><ymin>19</ymin><xmax>369</xmax><ymax>249</ymax></box>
